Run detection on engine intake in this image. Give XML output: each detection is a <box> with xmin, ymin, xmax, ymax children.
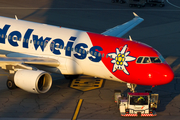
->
<box><xmin>14</xmin><ymin>69</ymin><xmax>52</xmax><ymax>94</ymax></box>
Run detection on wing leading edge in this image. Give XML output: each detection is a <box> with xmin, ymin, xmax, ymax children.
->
<box><xmin>0</xmin><ymin>57</ymin><xmax>60</xmax><ymax>67</ymax></box>
<box><xmin>102</xmin><ymin>12</ymin><xmax>144</xmax><ymax>37</ymax></box>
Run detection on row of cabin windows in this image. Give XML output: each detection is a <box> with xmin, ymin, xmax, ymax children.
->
<box><xmin>51</xmin><ymin>45</ymin><xmax>110</xmax><ymax>58</ymax></box>
<box><xmin>0</xmin><ymin>34</ymin><xmax>48</xmax><ymax>46</ymax></box>
<box><xmin>1</xmin><ymin>34</ymin><xmax>113</xmax><ymax>58</ymax></box>
<box><xmin>136</xmin><ymin>57</ymin><xmax>162</xmax><ymax>64</ymax></box>
<box><xmin>1</xmin><ymin>34</ymin><xmax>165</xmax><ymax>62</ymax></box>
<box><xmin>1</xmin><ymin>34</ymin><xmax>30</xmax><ymax>43</ymax></box>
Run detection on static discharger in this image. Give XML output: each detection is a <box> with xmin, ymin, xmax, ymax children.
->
<box><xmin>70</xmin><ymin>77</ymin><xmax>104</xmax><ymax>91</ymax></box>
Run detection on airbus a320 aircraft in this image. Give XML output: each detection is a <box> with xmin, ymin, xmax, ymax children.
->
<box><xmin>0</xmin><ymin>13</ymin><xmax>174</xmax><ymax>93</ymax></box>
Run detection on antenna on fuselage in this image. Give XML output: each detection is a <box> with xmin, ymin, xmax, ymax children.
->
<box><xmin>15</xmin><ymin>15</ymin><xmax>18</xmax><ymax>20</ymax></box>
<box><xmin>133</xmin><ymin>12</ymin><xmax>138</xmax><ymax>17</ymax></box>
<box><xmin>129</xmin><ymin>35</ymin><xmax>132</xmax><ymax>41</ymax></box>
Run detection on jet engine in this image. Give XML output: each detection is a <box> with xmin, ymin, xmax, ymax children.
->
<box><xmin>14</xmin><ymin>69</ymin><xmax>52</xmax><ymax>94</ymax></box>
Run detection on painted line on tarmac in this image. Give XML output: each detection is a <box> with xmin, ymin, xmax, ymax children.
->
<box><xmin>166</xmin><ymin>0</ymin><xmax>180</xmax><ymax>9</ymax></box>
<box><xmin>72</xmin><ymin>99</ymin><xmax>83</xmax><ymax>120</ymax></box>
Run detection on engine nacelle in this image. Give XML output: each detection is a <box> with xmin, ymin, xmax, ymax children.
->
<box><xmin>14</xmin><ymin>69</ymin><xmax>52</xmax><ymax>94</ymax></box>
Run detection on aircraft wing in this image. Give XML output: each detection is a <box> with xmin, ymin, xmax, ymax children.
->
<box><xmin>0</xmin><ymin>57</ymin><xmax>60</xmax><ymax>67</ymax></box>
<box><xmin>101</xmin><ymin>12</ymin><xmax>144</xmax><ymax>37</ymax></box>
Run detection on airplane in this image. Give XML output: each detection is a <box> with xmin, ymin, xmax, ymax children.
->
<box><xmin>0</xmin><ymin>12</ymin><xmax>174</xmax><ymax>94</ymax></box>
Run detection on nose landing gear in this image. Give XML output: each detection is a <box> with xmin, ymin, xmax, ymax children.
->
<box><xmin>127</xmin><ymin>83</ymin><xmax>137</xmax><ymax>93</ymax></box>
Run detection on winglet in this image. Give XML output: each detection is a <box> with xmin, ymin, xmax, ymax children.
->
<box><xmin>133</xmin><ymin>12</ymin><xmax>138</xmax><ymax>17</ymax></box>
<box><xmin>15</xmin><ymin>15</ymin><xmax>18</xmax><ymax>20</ymax></box>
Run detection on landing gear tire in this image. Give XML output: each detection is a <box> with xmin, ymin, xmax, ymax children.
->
<box><xmin>6</xmin><ymin>79</ymin><xmax>17</xmax><ymax>89</ymax></box>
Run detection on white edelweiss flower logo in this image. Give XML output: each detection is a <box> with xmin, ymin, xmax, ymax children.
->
<box><xmin>107</xmin><ymin>45</ymin><xmax>136</xmax><ymax>75</ymax></box>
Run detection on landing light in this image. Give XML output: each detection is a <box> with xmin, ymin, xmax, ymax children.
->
<box><xmin>148</xmin><ymin>74</ymin><xmax>152</xmax><ymax>78</ymax></box>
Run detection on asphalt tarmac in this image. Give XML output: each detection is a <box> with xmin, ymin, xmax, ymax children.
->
<box><xmin>0</xmin><ymin>0</ymin><xmax>180</xmax><ymax>120</ymax></box>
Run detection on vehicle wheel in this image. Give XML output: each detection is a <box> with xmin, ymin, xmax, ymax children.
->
<box><xmin>137</xmin><ymin>112</ymin><xmax>141</xmax><ymax>117</ymax></box>
<box><xmin>6</xmin><ymin>79</ymin><xmax>17</xmax><ymax>89</ymax></box>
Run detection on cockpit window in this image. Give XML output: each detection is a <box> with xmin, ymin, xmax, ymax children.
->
<box><xmin>150</xmin><ymin>57</ymin><xmax>161</xmax><ymax>63</ymax></box>
<box><xmin>137</xmin><ymin>56</ymin><xmax>162</xmax><ymax>64</ymax></box>
<box><xmin>143</xmin><ymin>57</ymin><xmax>150</xmax><ymax>63</ymax></box>
<box><xmin>137</xmin><ymin>57</ymin><xmax>143</xmax><ymax>63</ymax></box>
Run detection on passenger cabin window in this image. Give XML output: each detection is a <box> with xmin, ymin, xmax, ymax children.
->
<box><xmin>56</xmin><ymin>44</ymin><xmax>60</xmax><ymax>48</ymax></box>
<box><xmin>60</xmin><ymin>45</ymin><xmax>63</xmax><ymax>49</ymax></box>
<box><xmin>102</xmin><ymin>53</ymin><xmax>104</xmax><ymax>57</ymax></box>
<box><xmin>94</xmin><ymin>52</ymin><xmax>97</xmax><ymax>56</ymax></box>
<box><xmin>67</xmin><ymin>47</ymin><xmax>70</xmax><ymax>51</ymax></box>
<box><xmin>90</xmin><ymin>51</ymin><xmax>93</xmax><ymax>55</ymax></box>
<box><xmin>83</xmin><ymin>50</ymin><xmax>85</xmax><ymax>54</ymax></box>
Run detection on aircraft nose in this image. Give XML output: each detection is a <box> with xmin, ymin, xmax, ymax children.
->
<box><xmin>161</xmin><ymin>64</ymin><xmax>174</xmax><ymax>84</ymax></box>
<box><xmin>145</xmin><ymin>64</ymin><xmax>174</xmax><ymax>86</ymax></box>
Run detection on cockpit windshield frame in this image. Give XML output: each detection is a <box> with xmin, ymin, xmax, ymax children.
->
<box><xmin>136</xmin><ymin>56</ymin><xmax>162</xmax><ymax>64</ymax></box>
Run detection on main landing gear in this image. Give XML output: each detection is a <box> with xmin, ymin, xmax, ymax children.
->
<box><xmin>127</xmin><ymin>83</ymin><xmax>137</xmax><ymax>93</ymax></box>
<box><xmin>6</xmin><ymin>79</ymin><xmax>17</xmax><ymax>89</ymax></box>
<box><xmin>6</xmin><ymin>74</ymin><xmax>17</xmax><ymax>89</ymax></box>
